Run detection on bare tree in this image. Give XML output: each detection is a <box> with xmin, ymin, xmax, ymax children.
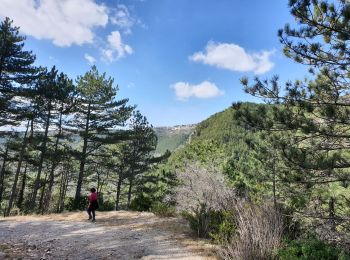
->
<box><xmin>173</xmin><ymin>162</ymin><xmax>234</xmax><ymax>214</ymax></box>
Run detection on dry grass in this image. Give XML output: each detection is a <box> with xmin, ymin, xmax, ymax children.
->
<box><xmin>219</xmin><ymin>202</ymin><xmax>284</xmax><ymax>260</ymax></box>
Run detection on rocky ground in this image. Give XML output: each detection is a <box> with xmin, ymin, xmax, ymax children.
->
<box><xmin>0</xmin><ymin>211</ymin><xmax>216</xmax><ymax>259</ymax></box>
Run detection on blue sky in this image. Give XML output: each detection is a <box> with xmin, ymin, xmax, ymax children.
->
<box><xmin>0</xmin><ymin>0</ymin><xmax>310</xmax><ymax>126</ymax></box>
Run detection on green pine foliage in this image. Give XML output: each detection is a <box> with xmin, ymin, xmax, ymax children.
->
<box><xmin>240</xmin><ymin>0</ymin><xmax>350</xmax><ymax>240</ymax></box>
<box><xmin>278</xmin><ymin>237</ymin><xmax>350</xmax><ymax>260</ymax></box>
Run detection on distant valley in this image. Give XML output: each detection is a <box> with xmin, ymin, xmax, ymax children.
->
<box><xmin>153</xmin><ymin>124</ymin><xmax>196</xmax><ymax>155</ymax></box>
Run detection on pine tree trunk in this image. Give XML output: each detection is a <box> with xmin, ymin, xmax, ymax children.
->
<box><xmin>6</xmin><ymin>120</ymin><xmax>30</xmax><ymax>216</ymax></box>
<box><xmin>56</xmin><ymin>170</ymin><xmax>65</xmax><ymax>213</ymax></box>
<box><xmin>0</xmin><ymin>145</ymin><xmax>9</xmax><ymax>207</ymax></box>
<box><xmin>57</xmin><ymin>165</ymin><xmax>70</xmax><ymax>213</ymax></box>
<box><xmin>31</xmin><ymin>106</ymin><xmax>52</xmax><ymax>208</ymax></box>
<box><xmin>75</xmin><ymin>101</ymin><xmax>91</xmax><ymax>201</ymax></box>
<box><xmin>127</xmin><ymin>178</ymin><xmax>133</xmax><ymax>210</ymax></box>
<box><xmin>61</xmin><ymin>170</ymin><xmax>70</xmax><ymax>212</ymax></box>
<box><xmin>43</xmin><ymin>104</ymin><xmax>64</xmax><ymax>213</ymax></box>
<box><xmin>115</xmin><ymin>177</ymin><xmax>122</xmax><ymax>210</ymax></box>
<box><xmin>97</xmin><ymin>166</ymin><xmax>101</xmax><ymax>193</ymax></box>
<box><xmin>38</xmin><ymin>171</ymin><xmax>48</xmax><ymax>212</ymax></box>
<box><xmin>16</xmin><ymin>163</ymin><xmax>27</xmax><ymax>210</ymax></box>
<box><xmin>328</xmin><ymin>197</ymin><xmax>336</xmax><ymax>231</ymax></box>
<box><xmin>272</xmin><ymin>156</ymin><xmax>277</xmax><ymax>209</ymax></box>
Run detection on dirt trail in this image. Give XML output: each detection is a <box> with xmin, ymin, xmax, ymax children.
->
<box><xmin>0</xmin><ymin>211</ymin><xmax>216</xmax><ymax>259</ymax></box>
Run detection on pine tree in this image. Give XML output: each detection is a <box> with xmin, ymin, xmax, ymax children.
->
<box><xmin>25</xmin><ymin>67</ymin><xmax>76</xmax><ymax>211</ymax></box>
<box><xmin>71</xmin><ymin>66</ymin><xmax>134</xmax><ymax>202</ymax></box>
<box><xmin>0</xmin><ymin>134</ymin><xmax>11</xmax><ymax>208</ymax></box>
<box><xmin>0</xmin><ymin>17</ymin><xmax>40</xmax><ymax>215</ymax></box>
<box><xmin>106</xmin><ymin>111</ymin><xmax>160</xmax><ymax>210</ymax></box>
<box><xmin>240</xmin><ymin>0</ymin><xmax>350</xmax><ymax>234</ymax></box>
<box><xmin>125</xmin><ymin>111</ymin><xmax>158</xmax><ymax>208</ymax></box>
<box><xmin>0</xmin><ymin>17</ymin><xmax>39</xmax><ymax>127</ymax></box>
<box><xmin>41</xmin><ymin>73</ymin><xmax>75</xmax><ymax>213</ymax></box>
<box><xmin>29</xmin><ymin>67</ymin><xmax>60</xmax><ymax>209</ymax></box>
<box><xmin>105</xmin><ymin>142</ymin><xmax>130</xmax><ymax>210</ymax></box>
<box><xmin>5</xmin><ymin>119</ymin><xmax>31</xmax><ymax>216</ymax></box>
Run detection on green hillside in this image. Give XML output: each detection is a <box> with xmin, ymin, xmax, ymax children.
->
<box><xmin>194</xmin><ymin>107</ymin><xmax>243</xmax><ymax>145</ymax></box>
<box><xmin>152</xmin><ymin>103</ymin><xmax>261</xmax><ymax>175</ymax></box>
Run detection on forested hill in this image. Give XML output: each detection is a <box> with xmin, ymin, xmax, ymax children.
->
<box><xmin>155</xmin><ymin>103</ymin><xmax>259</xmax><ymax>171</ymax></box>
<box><xmin>192</xmin><ymin>106</ymin><xmax>243</xmax><ymax>145</ymax></box>
<box><xmin>153</xmin><ymin>104</ymin><xmax>241</xmax><ymax>155</ymax></box>
<box><xmin>174</xmin><ymin>104</ymin><xmax>256</xmax><ymax>155</ymax></box>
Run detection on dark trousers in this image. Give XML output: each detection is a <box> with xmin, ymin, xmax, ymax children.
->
<box><xmin>87</xmin><ymin>209</ymin><xmax>95</xmax><ymax>220</ymax></box>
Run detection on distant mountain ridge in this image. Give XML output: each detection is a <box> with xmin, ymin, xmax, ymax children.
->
<box><xmin>0</xmin><ymin>124</ymin><xmax>197</xmax><ymax>155</ymax></box>
<box><xmin>153</xmin><ymin>124</ymin><xmax>196</xmax><ymax>155</ymax></box>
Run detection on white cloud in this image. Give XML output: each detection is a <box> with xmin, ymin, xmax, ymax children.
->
<box><xmin>0</xmin><ymin>0</ymin><xmax>108</xmax><ymax>47</ymax></box>
<box><xmin>171</xmin><ymin>81</ymin><xmax>224</xmax><ymax>101</ymax></box>
<box><xmin>190</xmin><ymin>42</ymin><xmax>274</xmax><ymax>74</ymax></box>
<box><xmin>84</xmin><ymin>53</ymin><xmax>96</xmax><ymax>65</ymax></box>
<box><xmin>109</xmin><ymin>4</ymin><xmax>146</xmax><ymax>34</ymax></box>
<box><xmin>101</xmin><ymin>31</ymin><xmax>133</xmax><ymax>62</ymax></box>
<box><xmin>110</xmin><ymin>5</ymin><xmax>134</xmax><ymax>34</ymax></box>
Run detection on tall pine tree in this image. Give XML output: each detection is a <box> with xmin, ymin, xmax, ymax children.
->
<box><xmin>240</xmin><ymin>0</ymin><xmax>350</xmax><ymax>236</ymax></box>
<box><xmin>0</xmin><ymin>17</ymin><xmax>39</xmax><ymax>127</ymax></box>
<box><xmin>72</xmin><ymin>66</ymin><xmax>134</xmax><ymax>202</ymax></box>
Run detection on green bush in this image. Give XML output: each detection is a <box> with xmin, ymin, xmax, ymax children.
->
<box><xmin>129</xmin><ymin>193</ymin><xmax>153</xmax><ymax>211</ymax></box>
<box><xmin>98</xmin><ymin>200</ymin><xmax>115</xmax><ymax>211</ymax></box>
<box><xmin>151</xmin><ymin>202</ymin><xmax>176</xmax><ymax>217</ymax></box>
<box><xmin>209</xmin><ymin>210</ymin><xmax>236</xmax><ymax>244</ymax></box>
<box><xmin>182</xmin><ymin>203</ymin><xmax>229</xmax><ymax>238</ymax></box>
<box><xmin>21</xmin><ymin>199</ymin><xmax>33</xmax><ymax>214</ymax></box>
<box><xmin>278</xmin><ymin>237</ymin><xmax>350</xmax><ymax>260</ymax></box>
<box><xmin>65</xmin><ymin>197</ymin><xmax>88</xmax><ymax>211</ymax></box>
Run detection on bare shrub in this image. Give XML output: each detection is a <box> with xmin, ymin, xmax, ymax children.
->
<box><xmin>171</xmin><ymin>162</ymin><xmax>284</xmax><ymax>259</ymax></box>
<box><xmin>219</xmin><ymin>202</ymin><xmax>284</xmax><ymax>260</ymax></box>
<box><xmin>173</xmin><ymin>162</ymin><xmax>234</xmax><ymax>212</ymax></box>
<box><xmin>172</xmin><ymin>162</ymin><xmax>235</xmax><ymax>237</ymax></box>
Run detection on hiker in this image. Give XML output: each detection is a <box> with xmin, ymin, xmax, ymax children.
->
<box><xmin>87</xmin><ymin>188</ymin><xmax>99</xmax><ymax>222</ymax></box>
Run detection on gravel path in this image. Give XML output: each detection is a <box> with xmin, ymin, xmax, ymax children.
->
<box><xmin>0</xmin><ymin>211</ymin><xmax>216</xmax><ymax>259</ymax></box>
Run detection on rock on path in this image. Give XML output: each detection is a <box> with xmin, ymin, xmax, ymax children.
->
<box><xmin>0</xmin><ymin>211</ymin><xmax>216</xmax><ymax>260</ymax></box>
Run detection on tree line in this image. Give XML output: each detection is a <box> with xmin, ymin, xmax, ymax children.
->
<box><xmin>0</xmin><ymin>17</ymin><xmax>165</xmax><ymax>216</ymax></box>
